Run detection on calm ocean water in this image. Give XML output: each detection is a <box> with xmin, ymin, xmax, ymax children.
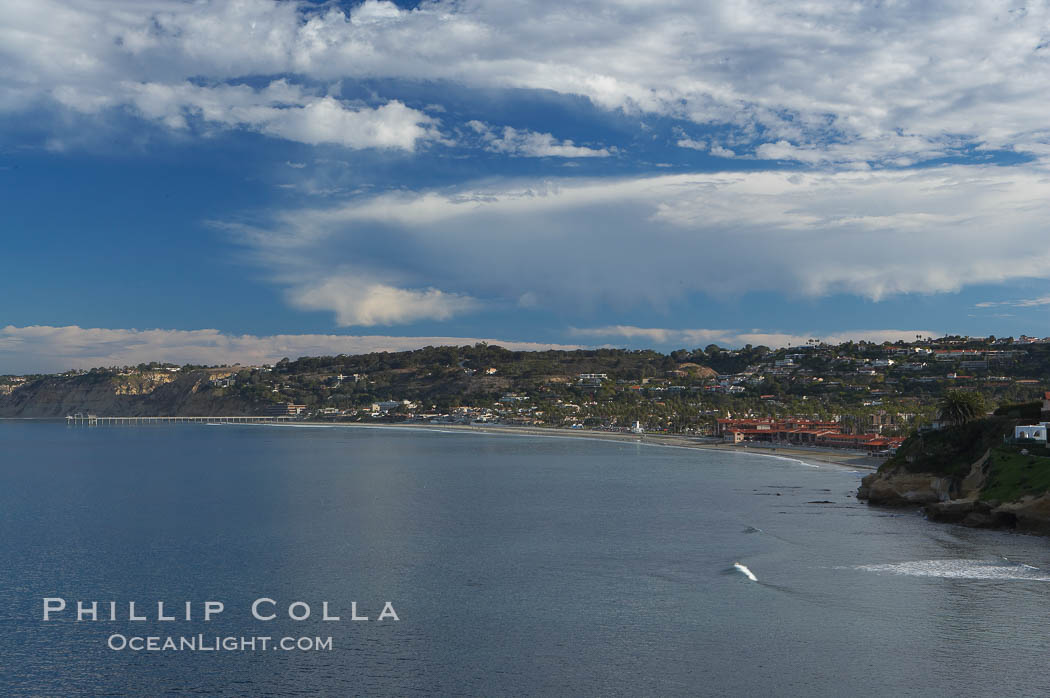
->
<box><xmin>3</xmin><ymin>421</ymin><xmax>1050</xmax><ymax>696</ymax></box>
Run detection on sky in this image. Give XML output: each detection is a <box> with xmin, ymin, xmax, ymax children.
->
<box><xmin>3</xmin><ymin>0</ymin><xmax>1050</xmax><ymax>372</ymax></box>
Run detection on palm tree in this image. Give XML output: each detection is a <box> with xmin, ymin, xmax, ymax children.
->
<box><xmin>938</xmin><ymin>390</ymin><xmax>986</xmax><ymax>426</ymax></box>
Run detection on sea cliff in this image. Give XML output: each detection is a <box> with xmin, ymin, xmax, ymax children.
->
<box><xmin>858</xmin><ymin>416</ymin><xmax>1050</xmax><ymax>534</ymax></box>
<box><xmin>0</xmin><ymin>369</ymin><xmax>257</xmax><ymax>418</ymax></box>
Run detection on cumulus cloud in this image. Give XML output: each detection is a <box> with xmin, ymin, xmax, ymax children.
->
<box><xmin>235</xmin><ymin>164</ymin><xmax>1050</xmax><ymax>324</ymax></box>
<box><xmin>676</xmin><ymin>138</ymin><xmax>707</xmax><ymax>151</ymax></box>
<box><xmin>87</xmin><ymin>79</ymin><xmax>437</xmax><ymax>150</ymax></box>
<box><xmin>468</xmin><ymin>121</ymin><xmax>611</xmax><ymax>158</ymax></box>
<box><xmin>5</xmin><ymin>1</ymin><xmax>1050</xmax><ymax>163</ymax></box>
<box><xmin>2</xmin><ymin>2</ymin><xmax>436</xmax><ymax>150</ymax></box>
<box><xmin>288</xmin><ymin>277</ymin><xmax>480</xmax><ymax>326</ymax></box>
<box><xmin>570</xmin><ymin>326</ymin><xmax>938</xmax><ymax>349</ymax></box>
<box><xmin>0</xmin><ymin>325</ymin><xmax>582</xmax><ymax>374</ymax></box>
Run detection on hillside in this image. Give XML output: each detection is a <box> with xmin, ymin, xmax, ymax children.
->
<box><xmin>5</xmin><ymin>337</ymin><xmax>1050</xmax><ymax>438</ymax></box>
<box><xmin>0</xmin><ymin>369</ymin><xmax>256</xmax><ymax>418</ymax></box>
<box><xmin>0</xmin><ymin>346</ymin><xmax>708</xmax><ymax>420</ymax></box>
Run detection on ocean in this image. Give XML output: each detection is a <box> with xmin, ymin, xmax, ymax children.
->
<box><xmin>3</xmin><ymin>421</ymin><xmax>1050</xmax><ymax>696</ymax></box>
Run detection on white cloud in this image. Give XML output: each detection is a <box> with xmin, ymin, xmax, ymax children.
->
<box><xmin>118</xmin><ymin>80</ymin><xmax>437</xmax><ymax>150</ymax></box>
<box><xmin>975</xmin><ymin>295</ymin><xmax>1050</xmax><ymax>309</ymax></box>
<box><xmin>676</xmin><ymin>138</ymin><xmax>706</xmax><ymax>151</ymax></box>
<box><xmin>0</xmin><ymin>325</ymin><xmax>582</xmax><ymax>374</ymax></box>
<box><xmin>288</xmin><ymin>277</ymin><xmax>479</xmax><ymax>326</ymax></box>
<box><xmin>258</xmin><ymin>97</ymin><xmax>433</xmax><ymax>150</ymax></box>
<box><xmin>570</xmin><ymin>326</ymin><xmax>938</xmax><ymax>349</ymax></box>
<box><xmin>468</xmin><ymin>121</ymin><xmax>610</xmax><ymax>158</ymax></box>
<box><xmin>0</xmin><ymin>1</ymin><xmax>436</xmax><ymax>150</ymax></box>
<box><xmin>6</xmin><ymin>1</ymin><xmax>1050</xmax><ymax>162</ymax></box>
<box><xmin>351</xmin><ymin>0</ymin><xmax>403</xmax><ymax>25</ymax></box>
<box><xmin>676</xmin><ymin>139</ymin><xmax>735</xmax><ymax>158</ymax></box>
<box><xmin>236</xmin><ymin>164</ymin><xmax>1050</xmax><ymax>321</ymax></box>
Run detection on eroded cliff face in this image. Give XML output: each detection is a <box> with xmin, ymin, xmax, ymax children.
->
<box><xmin>995</xmin><ymin>494</ymin><xmax>1050</xmax><ymax>535</ymax></box>
<box><xmin>110</xmin><ymin>371</ymin><xmax>178</xmax><ymax>395</ymax></box>
<box><xmin>859</xmin><ymin>447</ymin><xmax>1050</xmax><ymax>534</ymax></box>
<box><xmin>858</xmin><ymin>470</ymin><xmax>956</xmax><ymax>506</ymax></box>
<box><xmin>0</xmin><ymin>371</ymin><xmax>254</xmax><ymax>418</ymax></box>
<box><xmin>858</xmin><ymin>449</ymin><xmax>991</xmax><ymax>506</ymax></box>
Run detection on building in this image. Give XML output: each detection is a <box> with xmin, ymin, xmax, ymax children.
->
<box><xmin>1015</xmin><ymin>424</ymin><xmax>1050</xmax><ymax>442</ymax></box>
<box><xmin>716</xmin><ymin>417</ymin><xmax>840</xmax><ymax>444</ymax></box>
<box><xmin>715</xmin><ymin>417</ymin><xmax>902</xmax><ymax>453</ymax></box>
<box><xmin>263</xmin><ymin>403</ymin><xmax>307</xmax><ymax>416</ymax></box>
<box><xmin>373</xmin><ymin>400</ymin><xmax>402</xmax><ymax>414</ymax></box>
<box><xmin>867</xmin><ymin>411</ymin><xmax>914</xmax><ymax>434</ymax></box>
<box><xmin>578</xmin><ymin>373</ymin><xmax>608</xmax><ymax>388</ymax></box>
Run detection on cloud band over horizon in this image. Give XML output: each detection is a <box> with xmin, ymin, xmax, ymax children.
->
<box><xmin>1</xmin><ymin>325</ymin><xmax>952</xmax><ymax>375</ymax></box>
<box><xmin>238</xmin><ymin>165</ymin><xmax>1050</xmax><ymax>327</ymax></box>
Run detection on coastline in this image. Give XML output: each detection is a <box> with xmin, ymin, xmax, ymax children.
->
<box><xmin>286</xmin><ymin>421</ymin><xmax>883</xmax><ymax>471</ymax></box>
<box><xmin>5</xmin><ymin>415</ymin><xmax>882</xmax><ymax>470</ymax></box>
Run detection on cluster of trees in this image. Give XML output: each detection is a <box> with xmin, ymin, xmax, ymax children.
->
<box><xmin>275</xmin><ymin>345</ymin><xmax>693</xmax><ymax>381</ymax></box>
<box><xmin>938</xmin><ymin>390</ymin><xmax>988</xmax><ymax>426</ymax></box>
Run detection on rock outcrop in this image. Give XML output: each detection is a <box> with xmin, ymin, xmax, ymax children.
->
<box><xmin>859</xmin><ymin>449</ymin><xmax>990</xmax><ymax>505</ymax></box>
<box><xmin>858</xmin><ymin>470</ymin><xmax>956</xmax><ymax>506</ymax></box>
<box><xmin>860</xmin><ymin>434</ymin><xmax>1050</xmax><ymax>534</ymax></box>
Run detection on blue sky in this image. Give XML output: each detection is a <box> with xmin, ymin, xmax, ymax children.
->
<box><xmin>3</xmin><ymin>0</ymin><xmax>1050</xmax><ymax>372</ymax></box>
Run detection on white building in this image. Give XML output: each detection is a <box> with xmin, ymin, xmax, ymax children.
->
<box><xmin>1014</xmin><ymin>424</ymin><xmax>1050</xmax><ymax>442</ymax></box>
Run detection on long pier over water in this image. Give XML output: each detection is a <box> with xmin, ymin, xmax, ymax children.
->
<box><xmin>66</xmin><ymin>414</ymin><xmax>297</xmax><ymax>425</ymax></box>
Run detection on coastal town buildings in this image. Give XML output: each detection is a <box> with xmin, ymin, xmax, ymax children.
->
<box><xmin>716</xmin><ymin>417</ymin><xmax>904</xmax><ymax>453</ymax></box>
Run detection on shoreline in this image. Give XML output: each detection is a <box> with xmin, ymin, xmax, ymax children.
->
<box><xmin>285</xmin><ymin>421</ymin><xmax>883</xmax><ymax>471</ymax></box>
<box><xmin>4</xmin><ymin>416</ymin><xmax>882</xmax><ymax>470</ymax></box>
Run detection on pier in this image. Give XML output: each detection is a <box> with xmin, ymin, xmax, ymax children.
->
<box><xmin>65</xmin><ymin>414</ymin><xmax>298</xmax><ymax>425</ymax></box>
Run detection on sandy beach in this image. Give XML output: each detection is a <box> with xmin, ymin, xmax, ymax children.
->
<box><xmin>294</xmin><ymin>421</ymin><xmax>884</xmax><ymax>470</ymax></box>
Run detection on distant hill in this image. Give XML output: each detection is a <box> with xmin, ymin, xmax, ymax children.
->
<box><xmin>0</xmin><ymin>346</ymin><xmax>717</xmax><ymax>418</ymax></box>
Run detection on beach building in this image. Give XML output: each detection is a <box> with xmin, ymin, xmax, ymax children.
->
<box><xmin>716</xmin><ymin>417</ymin><xmax>903</xmax><ymax>453</ymax></box>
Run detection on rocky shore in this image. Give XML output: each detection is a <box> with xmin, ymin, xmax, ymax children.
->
<box><xmin>860</xmin><ymin>462</ymin><xmax>1050</xmax><ymax>534</ymax></box>
<box><xmin>857</xmin><ymin>420</ymin><xmax>1050</xmax><ymax>535</ymax></box>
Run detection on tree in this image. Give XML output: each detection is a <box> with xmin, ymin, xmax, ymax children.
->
<box><xmin>938</xmin><ymin>390</ymin><xmax>986</xmax><ymax>426</ymax></box>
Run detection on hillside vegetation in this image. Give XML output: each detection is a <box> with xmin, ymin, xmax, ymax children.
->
<box><xmin>883</xmin><ymin>416</ymin><xmax>1020</xmax><ymax>478</ymax></box>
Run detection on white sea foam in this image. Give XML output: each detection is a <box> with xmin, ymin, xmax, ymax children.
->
<box><xmin>856</xmin><ymin>559</ymin><xmax>1050</xmax><ymax>581</ymax></box>
<box><xmin>733</xmin><ymin>562</ymin><xmax>758</xmax><ymax>581</ymax></box>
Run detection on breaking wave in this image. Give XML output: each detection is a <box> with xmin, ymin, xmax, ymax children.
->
<box><xmin>733</xmin><ymin>562</ymin><xmax>758</xmax><ymax>581</ymax></box>
<box><xmin>856</xmin><ymin>559</ymin><xmax>1050</xmax><ymax>581</ymax></box>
